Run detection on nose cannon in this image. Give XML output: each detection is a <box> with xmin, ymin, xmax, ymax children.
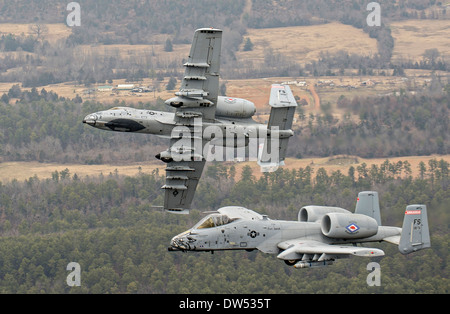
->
<box><xmin>168</xmin><ymin>231</ymin><xmax>195</xmax><ymax>252</ymax></box>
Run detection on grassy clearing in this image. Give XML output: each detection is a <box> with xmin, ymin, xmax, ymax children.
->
<box><xmin>1</xmin><ymin>155</ymin><xmax>449</xmax><ymax>183</ymax></box>
<box><xmin>390</xmin><ymin>19</ymin><xmax>450</xmax><ymax>62</ymax></box>
<box><xmin>236</xmin><ymin>22</ymin><xmax>379</xmax><ymax>65</ymax></box>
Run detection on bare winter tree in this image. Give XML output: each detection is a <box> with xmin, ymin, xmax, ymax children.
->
<box><xmin>29</xmin><ymin>24</ymin><xmax>49</xmax><ymax>41</ymax></box>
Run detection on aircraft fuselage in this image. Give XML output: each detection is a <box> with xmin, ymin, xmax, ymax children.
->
<box><xmin>169</xmin><ymin>213</ymin><xmax>401</xmax><ymax>254</ymax></box>
<box><xmin>83</xmin><ymin>106</ymin><xmax>272</xmax><ymax>145</ymax></box>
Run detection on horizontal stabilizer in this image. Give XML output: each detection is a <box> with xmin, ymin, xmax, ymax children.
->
<box><xmin>267</xmin><ymin>84</ymin><xmax>297</xmax><ymax>130</ymax></box>
<box><xmin>258</xmin><ymin>84</ymin><xmax>297</xmax><ymax>169</ymax></box>
<box><xmin>383</xmin><ymin>235</ymin><xmax>400</xmax><ymax>245</ymax></box>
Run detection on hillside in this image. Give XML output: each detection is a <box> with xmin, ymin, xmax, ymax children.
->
<box><xmin>391</xmin><ymin>19</ymin><xmax>450</xmax><ymax>62</ymax></box>
<box><xmin>237</xmin><ymin>22</ymin><xmax>379</xmax><ymax>66</ymax></box>
<box><xmin>0</xmin><ymin>0</ymin><xmax>449</xmax><ymax>88</ymax></box>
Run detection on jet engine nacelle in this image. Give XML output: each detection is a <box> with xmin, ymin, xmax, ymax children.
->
<box><xmin>321</xmin><ymin>213</ymin><xmax>378</xmax><ymax>239</ymax></box>
<box><xmin>298</xmin><ymin>206</ymin><xmax>351</xmax><ymax>223</ymax></box>
<box><xmin>215</xmin><ymin>96</ymin><xmax>256</xmax><ymax>119</ymax></box>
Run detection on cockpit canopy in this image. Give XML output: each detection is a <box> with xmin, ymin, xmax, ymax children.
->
<box><xmin>193</xmin><ymin>213</ymin><xmax>238</xmax><ymax>229</ymax></box>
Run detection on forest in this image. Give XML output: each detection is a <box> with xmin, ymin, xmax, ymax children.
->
<box><xmin>0</xmin><ymin>83</ymin><xmax>448</xmax><ymax>164</ymax></box>
<box><xmin>0</xmin><ymin>159</ymin><xmax>448</xmax><ymax>293</ymax></box>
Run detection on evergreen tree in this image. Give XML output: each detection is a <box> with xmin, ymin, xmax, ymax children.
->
<box><xmin>243</xmin><ymin>37</ymin><xmax>254</xmax><ymax>51</ymax></box>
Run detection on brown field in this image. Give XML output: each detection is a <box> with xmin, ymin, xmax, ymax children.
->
<box><xmin>224</xmin><ymin>73</ymin><xmax>435</xmax><ymax>122</ymax></box>
<box><xmin>0</xmin><ymin>23</ymin><xmax>72</xmax><ymax>43</ymax></box>
<box><xmin>75</xmin><ymin>42</ymin><xmax>190</xmax><ymax>59</ymax></box>
<box><xmin>23</xmin><ymin>78</ymin><xmax>178</xmax><ymax>106</ymax></box>
<box><xmin>0</xmin><ymin>72</ymin><xmax>430</xmax><ymax>127</ymax></box>
<box><xmin>0</xmin><ymin>161</ymin><xmax>162</xmax><ymax>183</ymax></box>
<box><xmin>0</xmin><ymin>19</ymin><xmax>443</xmax><ymax>113</ymax></box>
<box><xmin>236</xmin><ymin>22</ymin><xmax>379</xmax><ymax>65</ymax></box>
<box><xmin>1</xmin><ymin>154</ymin><xmax>449</xmax><ymax>183</ymax></box>
<box><xmin>390</xmin><ymin>19</ymin><xmax>450</xmax><ymax>62</ymax></box>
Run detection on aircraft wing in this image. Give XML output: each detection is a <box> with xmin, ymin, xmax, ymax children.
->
<box><xmin>158</xmin><ymin>133</ymin><xmax>209</xmax><ymax>214</ymax></box>
<box><xmin>162</xmin><ymin>159</ymin><xmax>206</xmax><ymax>214</ymax></box>
<box><xmin>166</xmin><ymin>28</ymin><xmax>222</xmax><ymax>122</ymax></box>
<box><xmin>277</xmin><ymin>239</ymin><xmax>384</xmax><ymax>261</ymax></box>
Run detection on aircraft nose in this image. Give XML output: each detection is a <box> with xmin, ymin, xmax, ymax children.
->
<box><xmin>170</xmin><ymin>234</ymin><xmax>185</xmax><ymax>250</ymax></box>
<box><xmin>169</xmin><ymin>236</ymin><xmax>179</xmax><ymax>249</ymax></box>
<box><xmin>169</xmin><ymin>231</ymin><xmax>193</xmax><ymax>251</ymax></box>
<box><xmin>83</xmin><ymin>114</ymin><xmax>98</xmax><ymax>126</ymax></box>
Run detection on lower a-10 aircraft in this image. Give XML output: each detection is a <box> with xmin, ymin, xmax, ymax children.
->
<box><xmin>83</xmin><ymin>28</ymin><xmax>296</xmax><ymax>214</ymax></box>
<box><xmin>168</xmin><ymin>191</ymin><xmax>431</xmax><ymax>268</ymax></box>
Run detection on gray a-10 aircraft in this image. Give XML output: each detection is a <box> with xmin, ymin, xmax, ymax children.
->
<box><xmin>168</xmin><ymin>191</ymin><xmax>431</xmax><ymax>268</ymax></box>
<box><xmin>83</xmin><ymin>28</ymin><xmax>297</xmax><ymax>214</ymax></box>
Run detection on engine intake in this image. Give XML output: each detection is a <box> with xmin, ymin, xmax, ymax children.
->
<box><xmin>298</xmin><ymin>206</ymin><xmax>351</xmax><ymax>223</ymax></box>
<box><xmin>321</xmin><ymin>213</ymin><xmax>378</xmax><ymax>239</ymax></box>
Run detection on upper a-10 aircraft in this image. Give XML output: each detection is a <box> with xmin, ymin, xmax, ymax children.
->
<box><xmin>83</xmin><ymin>28</ymin><xmax>297</xmax><ymax>214</ymax></box>
<box><xmin>169</xmin><ymin>191</ymin><xmax>431</xmax><ymax>268</ymax></box>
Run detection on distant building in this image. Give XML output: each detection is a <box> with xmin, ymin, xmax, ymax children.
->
<box><xmin>280</xmin><ymin>80</ymin><xmax>307</xmax><ymax>87</ymax></box>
